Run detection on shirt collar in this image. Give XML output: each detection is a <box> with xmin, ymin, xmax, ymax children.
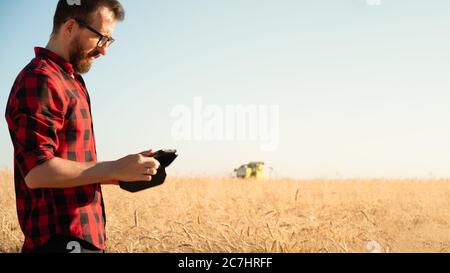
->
<box><xmin>34</xmin><ymin>47</ymin><xmax>76</xmax><ymax>78</ymax></box>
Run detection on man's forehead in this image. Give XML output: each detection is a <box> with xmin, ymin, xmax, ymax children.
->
<box><xmin>90</xmin><ymin>6</ymin><xmax>116</xmax><ymax>35</ymax></box>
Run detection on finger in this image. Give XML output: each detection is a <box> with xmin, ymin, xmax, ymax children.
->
<box><xmin>142</xmin><ymin>158</ymin><xmax>160</xmax><ymax>169</ymax></box>
<box><xmin>140</xmin><ymin>175</ymin><xmax>152</xmax><ymax>182</ymax></box>
<box><xmin>143</xmin><ymin>168</ymin><xmax>157</xmax><ymax>175</ymax></box>
<box><xmin>139</xmin><ymin>149</ymin><xmax>153</xmax><ymax>157</ymax></box>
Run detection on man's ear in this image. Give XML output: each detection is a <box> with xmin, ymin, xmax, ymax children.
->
<box><xmin>62</xmin><ymin>19</ymin><xmax>77</xmax><ymax>38</ymax></box>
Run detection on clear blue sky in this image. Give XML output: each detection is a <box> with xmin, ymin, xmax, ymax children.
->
<box><xmin>1</xmin><ymin>0</ymin><xmax>450</xmax><ymax>179</ymax></box>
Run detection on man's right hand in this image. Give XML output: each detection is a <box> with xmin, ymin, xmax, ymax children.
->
<box><xmin>23</xmin><ymin>150</ymin><xmax>161</xmax><ymax>189</ymax></box>
<box><xmin>110</xmin><ymin>150</ymin><xmax>161</xmax><ymax>182</ymax></box>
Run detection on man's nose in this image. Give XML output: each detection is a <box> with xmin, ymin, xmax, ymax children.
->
<box><xmin>97</xmin><ymin>45</ymin><xmax>108</xmax><ymax>56</ymax></box>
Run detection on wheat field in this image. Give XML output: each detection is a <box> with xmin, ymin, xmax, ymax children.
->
<box><xmin>2</xmin><ymin>168</ymin><xmax>450</xmax><ymax>253</ymax></box>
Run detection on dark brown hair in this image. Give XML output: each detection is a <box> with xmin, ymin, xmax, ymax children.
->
<box><xmin>51</xmin><ymin>0</ymin><xmax>125</xmax><ymax>36</ymax></box>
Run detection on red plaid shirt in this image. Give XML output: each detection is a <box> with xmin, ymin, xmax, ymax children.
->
<box><xmin>5</xmin><ymin>47</ymin><xmax>106</xmax><ymax>252</ymax></box>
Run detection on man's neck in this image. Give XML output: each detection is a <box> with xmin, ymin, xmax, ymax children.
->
<box><xmin>45</xmin><ymin>39</ymin><xmax>70</xmax><ymax>62</ymax></box>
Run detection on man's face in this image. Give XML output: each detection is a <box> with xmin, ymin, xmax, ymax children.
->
<box><xmin>69</xmin><ymin>6</ymin><xmax>117</xmax><ymax>74</ymax></box>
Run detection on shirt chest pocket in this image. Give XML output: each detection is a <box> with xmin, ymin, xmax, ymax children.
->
<box><xmin>63</xmin><ymin>96</ymin><xmax>92</xmax><ymax>144</ymax></box>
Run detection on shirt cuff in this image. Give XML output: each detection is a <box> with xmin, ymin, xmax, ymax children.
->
<box><xmin>18</xmin><ymin>149</ymin><xmax>55</xmax><ymax>179</ymax></box>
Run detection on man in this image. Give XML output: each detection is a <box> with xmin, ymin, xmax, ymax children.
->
<box><xmin>5</xmin><ymin>0</ymin><xmax>160</xmax><ymax>253</ymax></box>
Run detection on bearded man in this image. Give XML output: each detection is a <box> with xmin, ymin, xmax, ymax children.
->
<box><xmin>5</xmin><ymin>0</ymin><xmax>160</xmax><ymax>253</ymax></box>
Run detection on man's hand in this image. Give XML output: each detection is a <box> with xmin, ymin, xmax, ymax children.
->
<box><xmin>24</xmin><ymin>149</ymin><xmax>160</xmax><ymax>189</ymax></box>
<box><xmin>109</xmin><ymin>150</ymin><xmax>161</xmax><ymax>182</ymax></box>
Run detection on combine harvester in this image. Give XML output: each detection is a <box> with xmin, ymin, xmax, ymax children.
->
<box><xmin>234</xmin><ymin>161</ymin><xmax>267</xmax><ymax>179</ymax></box>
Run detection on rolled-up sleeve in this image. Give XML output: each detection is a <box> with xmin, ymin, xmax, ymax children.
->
<box><xmin>5</xmin><ymin>72</ymin><xmax>66</xmax><ymax>178</ymax></box>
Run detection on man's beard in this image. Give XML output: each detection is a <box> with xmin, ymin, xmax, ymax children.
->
<box><xmin>69</xmin><ymin>37</ymin><xmax>101</xmax><ymax>74</ymax></box>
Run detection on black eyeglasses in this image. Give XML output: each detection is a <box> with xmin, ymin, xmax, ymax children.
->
<box><xmin>73</xmin><ymin>18</ymin><xmax>115</xmax><ymax>47</ymax></box>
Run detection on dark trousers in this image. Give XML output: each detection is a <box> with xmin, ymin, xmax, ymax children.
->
<box><xmin>29</xmin><ymin>235</ymin><xmax>104</xmax><ymax>253</ymax></box>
